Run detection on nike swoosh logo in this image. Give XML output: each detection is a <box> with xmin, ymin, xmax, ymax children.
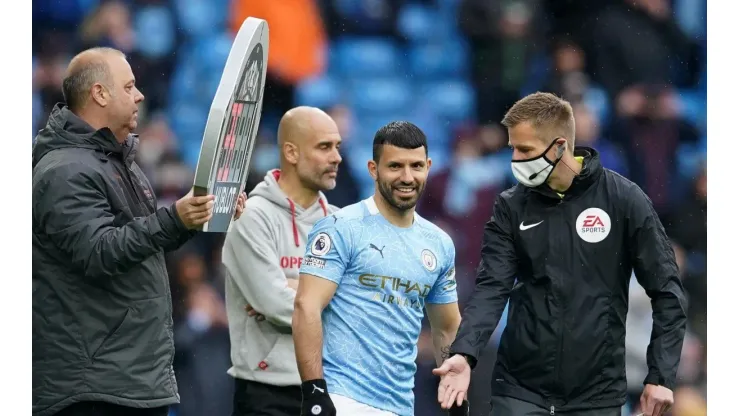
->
<box><xmin>519</xmin><ymin>221</ymin><xmax>544</xmax><ymax>231</ymax></box>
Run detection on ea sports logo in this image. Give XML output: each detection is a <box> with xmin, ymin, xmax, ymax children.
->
<box><xmin>575</xmin><ymin>208</ymin><xmax>611</xmax><ymax>243</ymax></box>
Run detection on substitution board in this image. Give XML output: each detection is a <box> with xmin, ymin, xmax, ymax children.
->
<box><xmin>192</xmin><ymin>17</ymin><xmax>269</xmax><ymax>232</ymax></box>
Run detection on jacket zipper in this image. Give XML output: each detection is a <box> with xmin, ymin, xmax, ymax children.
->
<box><xmin>553</xmin><ymin>197</ymin><xmax>565</xmax><ymax>408</ymax></box>
<box><xmin>119</xmin><ymin>158</ymin><xmax>148</xmax><ymax>214</ymax></box>
<box><xmin>163</xmin><ymin>263</ymin><xmax>177</xmax><ymax>395</ymax></box>
<box><xmin>121</xmin><ymin>144</ymin><xmax>177</xmax><ymax>394</ymax></box>
<box><xmin>120</xmin><ymin>142</ymin><xmax>151</xmax><ymax>214</ymax></box>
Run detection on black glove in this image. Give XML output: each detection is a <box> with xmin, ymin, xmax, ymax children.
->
<box><xmin>300</xmin><ymin>379</ymin><xmax>336</xmax><ymax>416</ymax></box>
<box><xmin>448</xmin><ymin>399</ymin><xmax>470</xmax><ymax>416</ymax></box>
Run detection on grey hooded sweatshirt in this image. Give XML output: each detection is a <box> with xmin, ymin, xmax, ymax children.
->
<box><xmin>222</xmin><ymin>169</ymin><xmax>337</xmax><ymax>386</ymax></box>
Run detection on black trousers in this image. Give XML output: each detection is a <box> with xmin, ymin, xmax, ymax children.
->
<box><xmin>232</xmin><ymin>378</ymin><xmax>302</xmax><ymax>416</ymax></box>
<box><xmin>54</xmin><ymin>401</ymin><xmax>169</xmax><ymax>416</ymax></box>
<box><xmin>490</xmin><ymin>396</ymin><xmax>622</xmax><ymax>416</ymax></box>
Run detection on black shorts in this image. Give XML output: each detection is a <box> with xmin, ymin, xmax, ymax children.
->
<box><xmin>53</xmin><ymin>401</ymin><xmax>169</xmax><ymax>416</ymax></box>
<box><xmin>490</xmin><ymin>396</ymin><xmax>622</xmax><ymax>416</ymax></box>
<box><xmin>232</xmin><ymin>378</ymin><xmax>302</xmax><ymax>416</ymax></box>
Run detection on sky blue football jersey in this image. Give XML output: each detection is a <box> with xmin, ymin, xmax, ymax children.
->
<box><xmin>299</xmin><ymin>196</ymin><xmax>458</xmax><ymax>416</ymax></box>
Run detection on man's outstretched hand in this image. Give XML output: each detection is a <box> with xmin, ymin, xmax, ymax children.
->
<box><xmin>640</xmin><ymin>384</ymin><xmax>674</xmax><ymax>416</ymax></box>
<box><xmin>433</xmin><ymin>354</ymin><xmax>471</xmax><ymax>410</ymax></box>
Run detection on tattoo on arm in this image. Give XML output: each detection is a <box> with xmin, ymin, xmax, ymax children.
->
<box><xmin>441</xmin><ymin>344</ymin><xmax>452</xmax><ymax>360</ymax></box>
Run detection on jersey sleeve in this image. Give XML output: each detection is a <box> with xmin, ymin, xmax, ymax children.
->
<box><xmin>299</xmin><ymin>215</ymin><xmax>352</xmax><ymax>284</ymax></box>
<box><xmin>426</xmin><ymin>236</ymin><xmax>458</xmax><ymax>304</ymax></box>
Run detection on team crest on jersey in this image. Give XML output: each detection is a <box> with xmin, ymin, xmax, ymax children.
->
<box><xmin>575</xmin><ymin>207</ymin><xmax>611</xmax><ymax>243</ymax></box>
<box><xmin>421</xmin><ymin>249</ymin><xmax>437</xmax><ymax>272</ymax></box>
<box><xmin>310</xmin><ymin>232</ymin><xmax>332</xmax><ymax>256</ymax></box>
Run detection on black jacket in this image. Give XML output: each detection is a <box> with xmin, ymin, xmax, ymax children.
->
<box><xmin>32</xmin><ymin>104</ymin><xmax>195</xmax><ymax>415</ymax></box>
<box><xmin>450</xmin><ymin>148</ymin><xmax>687</xmax><ymax>413</ymax></box>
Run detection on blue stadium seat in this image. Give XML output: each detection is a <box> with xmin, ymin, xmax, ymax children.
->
<box><xmin>134</xmin><ymin>6</ymin><xmax>176</xmax><ymax>59</ymax></box>
<box><xmin>191</xmin><ymin>33</ymin><xmax>233</xmax><ymax>74</ymax></box>
<box><xmin>169</xmin><ymin>61</ymin><xmax>200</xmax><ymax>104</ymax></box>
<box><xmin>349</xmin><ymin>115</ymin><xmax>396</xmax><ymax>152</ymax></box>
<box><xmin>295</xmin><ymin>76</ymin><xmax>343</xmax><ymax>109</ymax></box>
<box><xmin>406</xmin><ymin>110</ymin><xmax>450</xmax><ymax>148</ymax></box>
<box><xmin>34</xmin><ymin>0</ymin><xmax>92</xmax><ymax>23</ymax></box>
<box><xmin>350</xmin><ymin>78</ymin><xmax>413</xmax><ymax>114</ymax></box>
<box><xmin>33</xmin><ymin>92</ymin><xmax>43</xmax><ymax>137</ymax></box>
<box><xmin>675</xmin><ymin>0</ymin><xmax>706</xmax><ymax>40</ymax></box>
<box><xmin>346</xmin><ymin>137</ymin><xmax>449</xmax><ymax>185</ymax></box>
<box><xmin>397</xmin><ymin>4</ymin><xmax>441</xmax><ymax>42</ymax></box>
<box><xmin>347</xmin><ymin>146</ymin><xmax>375</xmax><ymax>198</ymax></box>
<box><xmin>676</xmin><ymin>142</ymin><xmax>706</xmax><ymax>182</ymax></box>
<box><xmin>352</xmin><ymin>110</ymin><xmax>450</xmax><ymax>150</ymax></box>
<box><xmin>437</xmin><ymin>0</ymin><xmax>461</xmax><ymax>13</ymax></box>
<box><xmin>584</xmin><ymin>86</ymin><xmax>611</xmax><ymax>126</ymax></box>
<box><xmin>168</xmin><ymin>102</ymin><xmax>209</xmax><ymax>160</ymax></box>
<box><xmin>350</xmin><ymin>126</ymin><xmax>380</xmax><ymax>151</ymax></box>
<box><xmin>352</xmin><ymin>110</ymin><xmax>452</xmax><ymax>151</ymax></box>
<box><xmin>173</xmin><ymin>0</ymin><xmax>229</xmax><ymax>38</ymax></box>
<box><xmin>519</xmin><ymin>52</ymin><xmax>552</xmax><ymax>96</ymax></box>
<box><xmin>677</xmin><ymin>88</ymin><xmax>707</xmax><ymax>131</ymax></box>
<box><xmin>332</xmin><ymin>0</ymin><xmax>364</xmax><ymax>19</ymax></box>
<box><xmin>334</xmin><ymin>38</ymin><xmax>405</xmax><ymax>77</ymax></box>
<box><xmin>428</xmin><ymin>148</ymin><xmax>450</xmax><ymax>173</ymax></box>
<box><xmin>418</xmin><ymin>80</ymin><xmax>475</xmax><ymax>122</ymax></box>
<box><xmin>332</xmin><ymin>0</ymin><xmax>397</xmax><ymax>33</ymax></box>
<box><xmin>203</xmin><ymin>70</ymin><xmax>224</xmax><ymax>103</ymax></box>
<box><xmin>356</xmin><ymin>114</ymin><xmax>409</xmax><ymax>134</ymax></box>
<box><xmin>409</xmin><ymin>41</ymin><xmax>469</xmax><ymax>80</ymax></box>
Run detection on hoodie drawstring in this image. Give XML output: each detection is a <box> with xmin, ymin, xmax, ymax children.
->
<box><xmin>287</xmin><ymin>197</ymin><xmax>329</xmax><ymax>248</ymax></box>
<box><xmin>287</xmin><ymin>198</ymin><xmax>300</xmax><ymax>247</ymax></box>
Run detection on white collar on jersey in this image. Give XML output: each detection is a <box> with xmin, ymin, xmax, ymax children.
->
<box><xmin>363</xmin><ymin>196</ymin><xmax>420</xmax><ymax>221</ymax></box>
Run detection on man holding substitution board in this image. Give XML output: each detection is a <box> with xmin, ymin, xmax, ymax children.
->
<box><xmin>31</xmin><ymin>16</ymin><xmax>267</xmax><ymax>416</ymax></box>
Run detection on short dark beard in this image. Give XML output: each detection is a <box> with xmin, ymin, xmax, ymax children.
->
<box><xmin>378</xmin><ymin>178</ymin><xmax>421</xmax><ymax>212</ymax></box>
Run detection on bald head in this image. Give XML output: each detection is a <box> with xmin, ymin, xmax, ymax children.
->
<box><xmin>62</xmin><ymin>47</ymin><xmax>125</xmax><ymax>112</ymax></box>
<box><xmin>276</xmin><ymin>106</ymin><xmax>342</xmax><ymax>192</ymax></box>
<box><xmin>277</xmin><ymin>106</ymin><xmax>338</xmax><ymax>148</ymax></box>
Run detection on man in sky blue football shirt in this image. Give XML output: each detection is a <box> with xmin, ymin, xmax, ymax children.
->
<box><xmin>292</xmin><ymin>121</ymin><xmax>468</xmax><ymax>416</ymax></box>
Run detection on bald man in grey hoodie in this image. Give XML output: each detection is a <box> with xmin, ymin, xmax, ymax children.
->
<box><xmin>222</xmin><ymin>106</ymin><xmax>343</xmax><ymax>416</ymax></box>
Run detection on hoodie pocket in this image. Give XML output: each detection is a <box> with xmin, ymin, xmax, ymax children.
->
<box><xmin>249</xmin><ymin>334</ymin><xmax>296</xmax><ymax>373</ymax></box>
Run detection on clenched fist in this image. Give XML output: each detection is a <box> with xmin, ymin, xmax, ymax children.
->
<box><xmin>175</xmin><ymin>190</ymin><xmax>215</xmax><ymax>229</ymax></box>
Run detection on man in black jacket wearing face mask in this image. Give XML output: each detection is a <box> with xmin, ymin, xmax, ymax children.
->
<box><xmin>433</xmin><ymin>92</ymin><xmax>687</xmax><ymax>416</ymax></box>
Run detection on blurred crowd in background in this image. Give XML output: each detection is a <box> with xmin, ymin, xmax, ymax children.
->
<box><xmin>32</xmin><ymin>0</ymin><xmax>707</xmax><ymax>415</ymax></box>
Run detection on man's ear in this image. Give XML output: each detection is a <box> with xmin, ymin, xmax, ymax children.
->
<box><xmin>284</xmin><ymin>142</ymin><xmax>299</xmax><ymax>165</ymax></box>
<box><xmin>367</xmin><ymin>160</ymin><xmax>378</xmax><ymax>180</ymax></box>
<box><xmin>556</xmin><ymin>140</ymin><xmax>567</xmax><ymax>158</ymax></box>
<box><xmin>91</xmin><ymin>83</ymin><xmax>108</xmax><ymax>107</ymax></box>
